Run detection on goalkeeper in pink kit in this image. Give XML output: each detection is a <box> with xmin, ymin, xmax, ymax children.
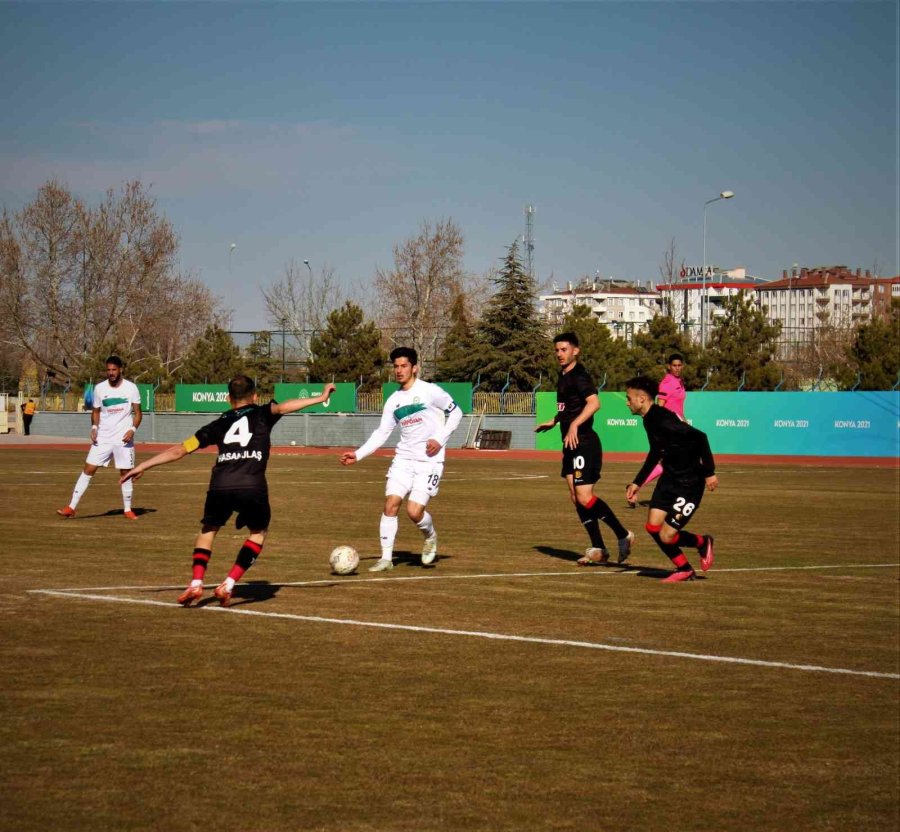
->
<box><xmin>627</xmin><ymin>354</ymin><xmax>686</xmax><ymax>507</ymax></box>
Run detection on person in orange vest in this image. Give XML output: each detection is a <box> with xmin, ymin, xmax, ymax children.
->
<box><xmin>21</xmin><ymin>399</ymin><xmax>36</xmax><ymax>435</ymax></box>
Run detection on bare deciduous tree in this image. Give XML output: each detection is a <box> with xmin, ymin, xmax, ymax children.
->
<box><xmin>659</xmin><ymin>237</ymin><xmax>682</xmax><ymax>283</ymax></box>
<box><xmin>374</xmin><ymin>219</ymin><xmax>466</xmax><ymax>375</ymax></box>
<box><xmin>0</xmin><ymin>180</ymin><xmax>225</xmax><ymax>386</ymax></box>
<box><xmin>659</xmin><ymin>237</ymin><xmax>685</xmax><ymax>320</ymax></box>
<box><xmin>261</xmin><ymin>259</ymin><xmax>346</xmax><ymax>367</ymax></box>
<box><xmin>261</xmin><ymin>260</ymin><xmax>344</xmax><ymax>334</ymax></box>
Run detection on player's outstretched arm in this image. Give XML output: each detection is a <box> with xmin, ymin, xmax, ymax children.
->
<box><xmin>120</xmin><ymin>443</ymin><xmax>190</xmax><ymax>483</ymax></box>
<box><xmin>534</xmin><ymin>419</ymin><xmax>556</xmax><ymax>433</ymax></box>
<box><xmin>271</xmin><ymin>383</ymin><xmax>336</xmax><ymax>416</ymax></box>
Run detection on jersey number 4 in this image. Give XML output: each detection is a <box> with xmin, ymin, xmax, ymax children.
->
<box><xmin>224</xmin><ymin>416</ymin><xmax>252</xmax><ymax>448</ymax></box>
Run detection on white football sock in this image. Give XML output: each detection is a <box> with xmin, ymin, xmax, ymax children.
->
<box><xmin>69</xmin><ymin>472</ymin><xmax>93</xmax><ymax>509</ymax></box>
<box><xmin>416</xmin><ymin>512</ymin><xmax>434</xmax><ymax>538</ymax></box>
<box><xmin>379</xmin><ymin>514</ymin><xmax>398</xmax><ymax>559</ymax></box>
<box><xmin>121</xmin><ymin>479</ymin><xmax>133</xmax><ymax>511</ymax></box>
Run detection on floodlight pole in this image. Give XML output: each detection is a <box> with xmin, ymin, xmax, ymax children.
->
<box><xmin>701</xmin><ymin>190</ymin><xmax>735</xmax><ymax>348</ymax></box>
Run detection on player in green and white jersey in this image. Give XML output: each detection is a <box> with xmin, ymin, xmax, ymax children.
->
<box><xmin>57</xmin><ymin>356</ymin><xmax>142</xmax><ymax>520</ymax></box>
<box><xmin>340</xmin><ymin>347</ymin><xmax>462</xmax><ymax>572</ymax></box>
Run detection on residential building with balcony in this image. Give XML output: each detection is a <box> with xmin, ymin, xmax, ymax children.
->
<box><xmin>655</xmin><ymin>267</ymin><xmax>769</xmax><ymax>340</ymax></box>
<box><xmin>539</xmin><ymin>278</ymin><xmax>661</xmax><ymax>342</ymax></box>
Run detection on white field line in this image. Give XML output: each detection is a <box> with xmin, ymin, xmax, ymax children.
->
<box><xmin>33</xmin><ymin>561</ymin><xmax>900</xmax><ymax>594</ymax></box>
<box><xmin>28</xmin><ymin>587</ymin><xmax>900</xmax><ymax>680</ymax></box>
<box><xmin>8</xmin><ymin>473</ymin><xmax>549</xmax><ymax>485</ymax></box>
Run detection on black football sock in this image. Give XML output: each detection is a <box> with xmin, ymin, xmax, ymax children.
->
<box><xmin>586</xmin><ymin>496</ymin><xmax>629</xmax><ymax>539</ymax></box>
<box><xmin>191</xmin><ymin>547</ymin><xmax>212</xmax><ymax>581</ymax></box>
<box><xmin>646</xmin><ymin>524</ymin><xmax>692</xmax><ymax>570</ymax></box>
<box><xmin>674</xmin><ymin>530</ymin><xmax>702</xmax><ymax>549</ymax></box>
<box><xmin>575</xmin><ymin>503</ymin><xmax>606</xmax><ymax>549</ymax></box>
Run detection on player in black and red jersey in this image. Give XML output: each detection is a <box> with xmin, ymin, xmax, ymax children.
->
<box><xmin>535</xmin><ymin>332</ymin><xmax>633</xmax><ymax>565</ymax></box>
<box><xmin>624</xmin><ymin>376</ymin><xmax>717</xmax><ymax>583</ymax></box>
<box><xmin>122</xmin><ymin>375</ymin><xmax>334</xmax><ymax>606</ymax></box>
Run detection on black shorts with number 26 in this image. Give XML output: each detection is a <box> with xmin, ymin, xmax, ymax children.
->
<box><xmin>650</xmin><ymin>476</ymin><xmax>705</xmax><ymax>530</ymax></box>
<box><xmin>560</xmin><ymin>431</ymin><xmax>602</xmax><ymax>486</ymax></box>
<box><xmin>201</xmin><ymin>489</ymin><xmax>272</xmax><ymax>531</ymax></box>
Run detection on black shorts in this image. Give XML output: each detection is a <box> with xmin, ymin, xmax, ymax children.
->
<box><xmin>649</xmin><ymin>477</ymin><xmax>704</xmax><ymax>530</ymax></box>
<box><xmin>202</xmin><ymin>489</ymin><xmax>271</xmax><ymax>531</ymax></box>
<box><xmin>560</xmin><ymin>432</ymin><xmax>602</xmax><ymax>486</ymax></box>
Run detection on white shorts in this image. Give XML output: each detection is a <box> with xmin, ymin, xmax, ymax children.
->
<box><xmin>86</xmin><ymin>440</ymin><xmax>136</xmax><ymax>470</ymax></box>
<box><xmin>385</xmin><ymin>458</ymin><xmax>443</xmax><ymax>506</ymax></box>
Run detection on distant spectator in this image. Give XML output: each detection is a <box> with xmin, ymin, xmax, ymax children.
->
<box><xmin>21</xmin><ymin>399</ymin><xmax>35</xmax><ymax>435</ymax></box>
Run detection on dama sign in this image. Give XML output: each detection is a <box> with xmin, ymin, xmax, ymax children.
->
<box><xmin>680</xmin><ymin>266</ymin><xmax>720</xmax><ymax>279</ymax></box>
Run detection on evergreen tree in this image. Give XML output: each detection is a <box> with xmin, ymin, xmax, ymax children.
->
<box><xmin>179</xmin><ymin>326</ymin><xmax>246</xmax><ymax>383</ymax></box>
<box><xmin>838</xmin><ymin>299</ymin><xmax>900</xmax><ymax>390</ymax></box>
<box><xmin>476</xmin><ymin>242</ymin><xmax>553</xmax><ymax>390</ymax></box>
<box><xmin>435</xmin><ymin>291</ymin><xmax>482</xmax><ymax>381</ymax></box>
<box><xmin>630</xmin><ymin>315</ymin><xmax>700</xmax><ymax>387</ymax></box>
<box><xmin>559</xmin><ymin>304</ymin><xmax>633</xmax><ymax>390</ymax></box>
<box><xmin>244</xmin><ymin>332</ymin><xmax>279</xmax><ymax>397</ymax></box>
<box><xmin>702</xmin><ymin>291</ymin><xmax>782</xmax><ymax>390</ymax></box>
<box><xmin>306</xmin><ymin>301</ymin><xmax>385</xmax><ymax>390</ymax></box>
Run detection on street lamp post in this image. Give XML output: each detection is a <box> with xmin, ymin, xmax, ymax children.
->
<box><xmin>303</xmin><ymin>259</ymin><xmax>312</xmax><ymax>277</ymax></box>
<box><xmin>701</xmin><ymin>190</ymin><xmax>735</xmax><ymax>347</ymax></box>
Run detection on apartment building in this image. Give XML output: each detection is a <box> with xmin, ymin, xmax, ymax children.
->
<box><xmin>539</xmin><ymin>278</ymin><xmax>661</xmax><ymax>340</ymax></box>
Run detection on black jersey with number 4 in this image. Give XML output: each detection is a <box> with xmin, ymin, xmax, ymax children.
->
<box><xmin>556</xmin><ymin>363</ymin><xmax>597</xmax><ymax>436</ymax></box>
<box><xmin>193</xmin><ymin>403</ymin><xmax>282</xmax><ymax>491</ymax></box>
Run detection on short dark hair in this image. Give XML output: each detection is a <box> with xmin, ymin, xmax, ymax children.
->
<box><xmin>667</xmin><ymin>353</ymin><xmax>684</xmax><ymax>364</ymax></box>
<box><xmin>390</xmin><ymin>347</ymin><xmax>418</xmax><ymax>366</ymax></box>
<box><xmin>228</xmin><ymin>375</ymin><xmax>256</xmax><ymax>400</ymax></box>
<box><xmin>554</xmin><ymin>332</ymin><xmax>579</xmax><ymax>347</ymax></box>
<box><xmin>105</xmin><ymin>355</ymin><xmax>123</xmax><ymax>368</ymax></box>
<box><xmin>625</xmin><ymin>375</ymin><xmax>659</xmax><ymax>399</ymax></box>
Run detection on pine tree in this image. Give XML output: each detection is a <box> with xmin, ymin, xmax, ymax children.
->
<box><xmin>559</xmin><ymin>304</ymin><xmax>633</xmax><ymax>390</ymax></box>
<box><xmin>435</xmin><ymin>292</ymin><xmax>482</xmax><ymax>381</ymax></box>
<box><xmin>244</xmin><ymin>332</ymin><xmax>279</xmax><ymax>397</ymax></box>
<box><xmin>839</xmin><ymin>299</ymin><xmax>900</xmax><ymax>390</ymax></box>
<box><xmin>476</xmin><ymin>243</ymin><xmax>553</xmax><ymax>391</ymax></box>
<box><xmin>306</xmin><ymin>301</ymin><xmax>385</xmax><ymax>390</ymax></box>
<box><xmin>179</xmin><ymin>326</ymin><xmax>246</xmax><ymax>383</ymax></box>
<box><xmin>630</xmin><ymin>315</ymin><xmax>700</xmax><ymax>387</ymax></box>
<box><xmin>702</xmin><ymin>291</ymin><xmax>782</xmax><ymax>390</ymax></box>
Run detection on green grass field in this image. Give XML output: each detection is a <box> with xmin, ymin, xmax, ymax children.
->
<box><xmin>1</xmin><ymin>448</ymin><xmax>898</xmax><ymax>831</ymax></box>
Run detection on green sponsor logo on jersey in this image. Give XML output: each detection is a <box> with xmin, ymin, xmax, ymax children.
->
<box><xmin>394</xmin><ymin>403</ymin><xmax>426</xmax><ymax>422</ymax></box>
<box><xmin>101</xmin><ymin>397</ymin><xmax>130</xmax><ymax>407</ymax></box>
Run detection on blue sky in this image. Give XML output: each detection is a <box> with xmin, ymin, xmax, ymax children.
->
<box><xmin>1</xmin><ymin>1</ymin><xmax>897</xmax><ymax>330</ymax></box>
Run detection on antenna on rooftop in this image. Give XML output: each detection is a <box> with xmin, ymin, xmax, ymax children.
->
<box><xmin>524</xmin><ymin>205</ymin><xmax>535</xmax><ymax>279</ymax></box>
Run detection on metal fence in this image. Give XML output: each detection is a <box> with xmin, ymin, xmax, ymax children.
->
<box><xmin>28</xmin><ymin>389</ymin><xmax>543</xmax><ymax>415</ymax></box>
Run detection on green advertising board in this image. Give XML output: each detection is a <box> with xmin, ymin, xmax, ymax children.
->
<box><xmin>536</xmin><ymin>391</ymin><xmax>647</xmax><ymax>452</ymax></box>
<box><xmin>274</xmin><ymin>382</ymin><xmax>356</xmax><ymax>413</ymax></box>
<box><xmin>381</xmin><ymin>382</ymin><xmax>473</xmax><ymax>413</ymax></box>
<box><xmin>136</xmin><ymin>383</ymin><xmax>154</xmax><ymax>412</ymax></box>
<box><xmin>175</xmin><ymin>384</ymin><xmax>231</xmax><ymax>412</ymax></box>
<box><xmin>536</xmin><ymin>391</ymin><xmax>900</xmax><ymax>458</ymax></box>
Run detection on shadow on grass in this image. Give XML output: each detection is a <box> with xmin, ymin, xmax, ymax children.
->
<box><xmin>359</xmin><ymin>549</ymin><xmax>447</xmax><ymax>571</ymax></box>
<box><xmin>66</xmin><ymin>507</ymin><xmax>157</xmax><ymax>520</ymax></box>
<box><xmin>534</xmin><ymin>545</ymin><xmax>694</xmax><ymax>580</ymax></box>
<box><xmin>223</xmin><ymin>580</ymin><xmax>282</xmax><ymax>607</ymax></box>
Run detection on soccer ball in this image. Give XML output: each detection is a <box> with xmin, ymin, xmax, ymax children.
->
<box><xmin>329</xmin><ymin>545</ymin><xmax>359</xmax><ymax>576</ymax></box>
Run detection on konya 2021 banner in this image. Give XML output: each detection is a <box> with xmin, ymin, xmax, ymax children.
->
<box><xmin>535</xmin><ymin>391</ymin><xmax>900</xmax><ymax>458</ymax></box>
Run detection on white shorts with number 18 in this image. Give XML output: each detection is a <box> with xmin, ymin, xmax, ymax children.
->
<box><xmin>385</xmin><ymin>458</ymin><xmax>443</xmax><ymax>505</ymax></box>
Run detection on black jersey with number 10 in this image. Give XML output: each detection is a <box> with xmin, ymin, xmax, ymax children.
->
<box><xmin>556</xmin><ymin>363</ymin><xmax>598</xmax><ymax>436</ymax></box>
<box><xmin>193</xmin><ymin>403</ymin><xmax>282</xmax><ymax>491</ymax></box>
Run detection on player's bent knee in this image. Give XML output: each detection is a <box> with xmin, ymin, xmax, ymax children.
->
<box><xmin>659</xmin><ymin>527</ymin><xmax>678</xmax><ymax>544</ymax></box>
<box><xmin>645</xmin><ymin>522</ymin><xmax>662</xmax><ymax>534</ymax></box>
